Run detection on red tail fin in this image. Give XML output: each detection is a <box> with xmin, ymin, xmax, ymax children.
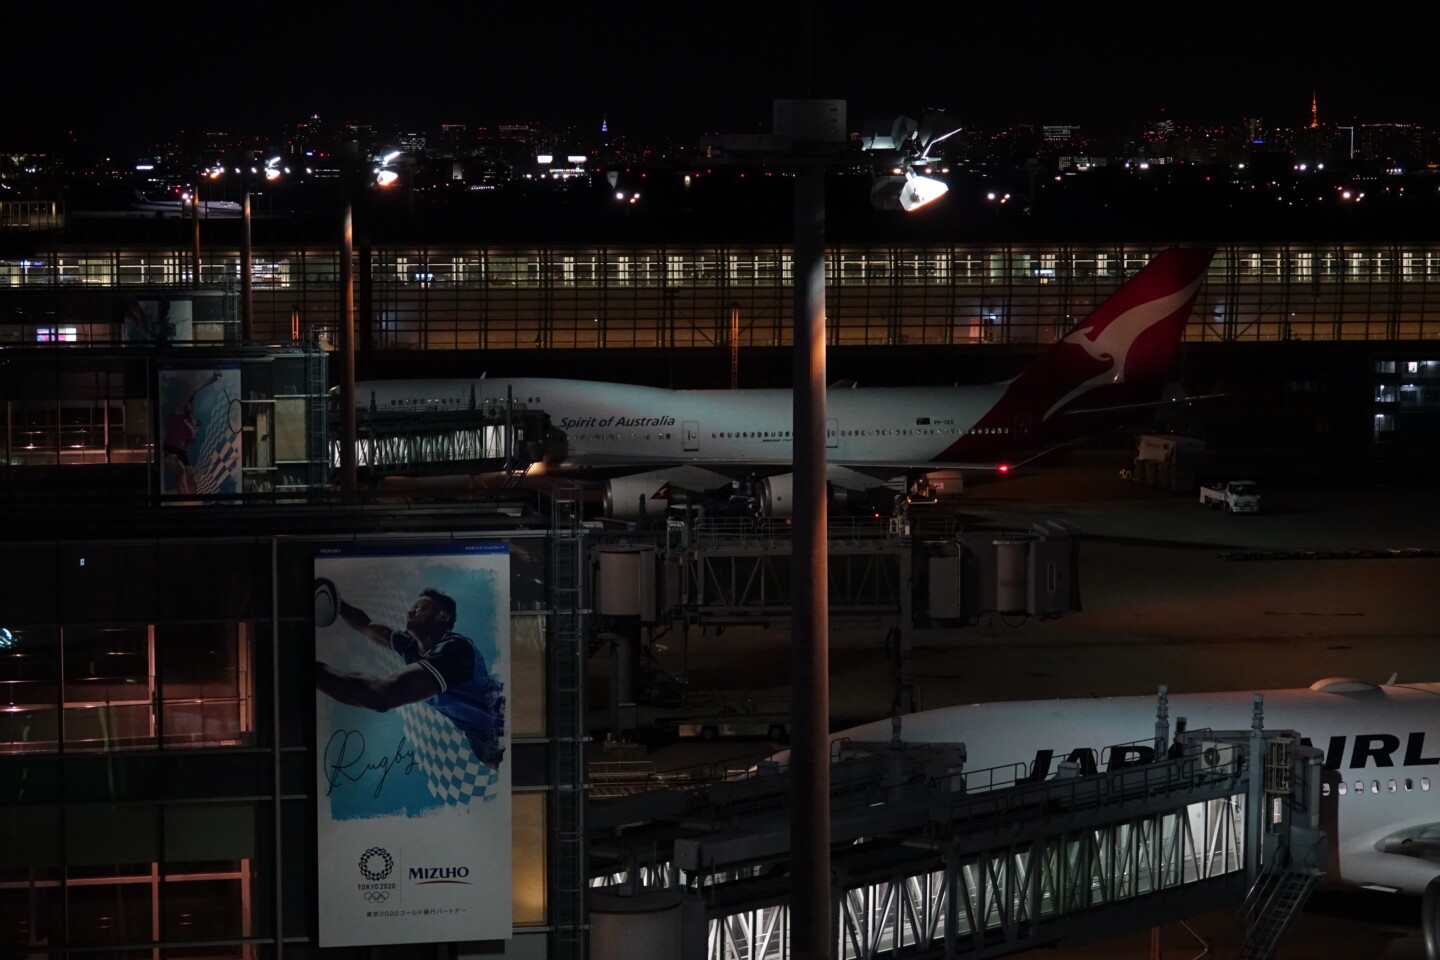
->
<box><xmin>1014</xmin><ymin>247</ymin><xmax>1214</xmax><ymax>421</ymax></box>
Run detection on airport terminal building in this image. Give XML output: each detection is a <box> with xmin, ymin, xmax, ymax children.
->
<box><xmin>2</xmin><ymin>237</ymin><xmax>1439</xmax><ymax>960</ymax></box>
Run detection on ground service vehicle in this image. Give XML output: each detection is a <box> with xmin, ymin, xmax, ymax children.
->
<box><xmin>1199</xmin><ymin>480</ymin><xmax>1261</xmax><ymax>513</ymax></box>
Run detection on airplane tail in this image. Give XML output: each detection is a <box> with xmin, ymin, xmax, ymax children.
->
<box><xmin>1008</xmin><ymin>247</ymin><xmax>1214</xmax><ymax>423</ymax></box>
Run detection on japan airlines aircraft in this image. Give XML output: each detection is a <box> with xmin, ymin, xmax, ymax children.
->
<box><xmin>834</xmin><ymin>679</ymin><xmax>1440</xmax><ymax>952</ymax></box>
<box><xmin>357</xmin><ymin>246</ymin><xmax>1214</xmax><ymax>519</ymax></box>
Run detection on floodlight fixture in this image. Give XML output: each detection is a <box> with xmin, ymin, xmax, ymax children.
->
<box><xmin>374</xmin><ymin>168</ymin><xmax>399</xmax><ymax>187</ymax></box>
<box><xmin>870</xmin><ymin>169</ymin><xmax>949</xmax><ymax>212</ymax></box>
<box><xmin>899</xmin><ymin>173</ymin><xmax>948</xmax><ymax>210</ymax></box>
<box><xmin>381</xmin><ymin>151</ymin><xmax>402</xmax><ymax>165</ymax></box>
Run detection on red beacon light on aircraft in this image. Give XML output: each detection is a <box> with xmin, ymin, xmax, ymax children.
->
<box><xmin>999</xmin><ymin>464</ymin><xmax>1010</xmax><ymax>473</ymax></box>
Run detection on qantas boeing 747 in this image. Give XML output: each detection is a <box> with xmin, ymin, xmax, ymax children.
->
<box><xmin>356</xmin><ymin>246</ymin><xmax>1215</xmax><ymax>519</ymax></box>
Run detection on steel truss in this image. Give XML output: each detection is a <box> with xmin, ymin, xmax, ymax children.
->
<box><xmin>684</xmin><ymin>542</ymin><xmax>903</xmax><ymax>620</ymax></box>
<box><xmin>709</xmin><ymin>795</ymin><xmax>1247</xmax><ymax>960</ymax></box>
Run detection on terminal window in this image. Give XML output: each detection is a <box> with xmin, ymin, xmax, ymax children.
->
<box><xmin>0</xmin><ymin>623</ymin><xmax>254</xmax><ymax>754</ymax></box>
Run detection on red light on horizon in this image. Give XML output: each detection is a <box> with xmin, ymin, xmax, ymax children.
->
<box><xmin>999</xmin><ymin>464</ymin><xmax>1010</xmax><ymax>473</ymax></box>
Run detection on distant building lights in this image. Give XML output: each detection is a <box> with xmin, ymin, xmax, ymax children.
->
<box><xmin>567</xmin><ymin>155</ymin><xmax>587</xmax><ymax>164</ymax></box>
<box><xmin>536</xmin><ymin>154</ymin><xmax>553</xmax><ymax>164</ymax></box>
<box><xmin>135</xmin><ymin>164</ymin><xmax>154</xmax><ymax>170</ymax></box>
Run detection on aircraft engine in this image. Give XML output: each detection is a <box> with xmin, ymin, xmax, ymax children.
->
<box><xmin>604</xmin><ymin>476</ymin><xmax>671</xmax><ymax>523</ymax></box>
<box><xmin>760</xmin><ymin>474</ymin><xmax>795</xmax><ymax>518</ymax></box>
<box><xmin>603</xmin><ymin>467</ymin><xmax>730</xmax><ymax>523</ymax></box>
<box><xmin>759</xmin><ymin>474</ymin><xmax>885</xmax><ymax>518</ymax></box>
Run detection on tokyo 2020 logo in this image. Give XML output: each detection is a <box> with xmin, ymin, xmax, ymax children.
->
<box><xmin>359</xmin><ymin>847</ymin><xmax>394</xmax><ymax>882</ymax></box>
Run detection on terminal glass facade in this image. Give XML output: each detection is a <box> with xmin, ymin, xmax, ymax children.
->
<box><xmin>3</xmin><ymin>242</ymin><xmax>1440</xmax><ymax>350</ymax></box>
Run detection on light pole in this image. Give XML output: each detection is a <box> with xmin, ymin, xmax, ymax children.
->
<box><xmin>766</xmin><ymin>100</ymin><xmax>956</xmax><ymax>960</ymax></box>
<box><xmin>242</xmin><ymin>158</ymin><xmax>284</xmax><ymax>343</ymax></box>
<box><xmin>336</xmin><ymin>155</ymin><xmax>402</xmax><ymax>498</ymax></box>
<box><xmin>339</xmin><ymin>196</ymin><xmax>357</xmax><ymax>497</ymax></box>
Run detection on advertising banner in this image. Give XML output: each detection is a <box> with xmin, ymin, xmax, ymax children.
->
<box><xmin>157</xmin><ymin>365</ymin><xmax>242</xmax><ymax>500</ymax></box>
<box><xmin>314</xmin><ymin>544</ymin><xmax>511</xmax><ymax>947</ymax></box>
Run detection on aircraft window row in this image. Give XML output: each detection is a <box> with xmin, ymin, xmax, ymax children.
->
<box><xmin>712</xmin><ymin>431</ymin><xmax>792</xmax><ymax>439</ymax></box>
<box><xmin>1325</xmin><ymin>777</ymin><xmax>1430</xmax><ymax>796</ymax></box>
<box><xmin>704</xmin><ymin>426</ymin><xmax>1016</xmax><ymax>440</ymax></box>
<box><xmin>838</xmin><ymin>427</ymin><xmax>1011</xmax><ymax>437</ymax></box>
<box><xmin>385</xmin><ymin>398</ymin><xmax>464</xmax><ymax>407</ymax></box>
<box><xmin>575</xmin><ymin>433</ymin><xmax>672</xmax><ymax>441</ymax></box>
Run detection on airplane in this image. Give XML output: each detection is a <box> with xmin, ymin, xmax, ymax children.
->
<box><xmin>831</xmin><ymin>678</ymin><xmax>1440</xmax><ymax>950</ymax></box>
<box><xmin>355</xmin><ymin>246</ymin><xmax>1215</xmax><ymax>520</ymax></box>
<box><xmin>131</xmin><ymin>189</ymin><xmax>243</xmax><ymax>218</ymax></box>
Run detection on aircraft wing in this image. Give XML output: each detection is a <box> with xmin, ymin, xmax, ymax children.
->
<box><xmin>1062</xmin><ymin>393</ymin><xmax>1227</xmax><ymax>417</ymax></box>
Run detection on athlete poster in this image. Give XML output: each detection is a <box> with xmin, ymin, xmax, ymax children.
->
<box><xmin>157</xmin><ymin>365</ymin><xmax>241</xmax><ymax>501</ymax></box>
<box><xmin>314</xmin><ymin>543</ymin><xmax>511</xmax><ymax>946</ymax></box>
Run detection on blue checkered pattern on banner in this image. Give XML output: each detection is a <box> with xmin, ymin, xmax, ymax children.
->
<box><xmin>355</xmin><ymin>633</ymin><xmax>499</xmax><ymax>804</ymax></box>
<box><xmin>399</xmin><ymin>699</ymin><xmax>500</xmax><ymax>803</ymax></box>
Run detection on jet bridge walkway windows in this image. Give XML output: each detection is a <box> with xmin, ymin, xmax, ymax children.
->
<box><xmin>587</xmin><ymin>728</ymin><xmax>1325</xmax><ymax>959</ymax></box>
<box><xmin>330</xmin><ymin>401</ymin><xmax>547</xmax><ymax>479</ymax></box>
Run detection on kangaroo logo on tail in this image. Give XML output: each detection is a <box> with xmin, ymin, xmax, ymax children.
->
<box><xmin>1019</xmin><ymin>247</ymin><xmax>1209</xmax><ymax>420</ymax></box>
<box><xmin>1044</xmin><ymin>267</ymin><xmax>1209</xmax><ymax>420</ymax></box>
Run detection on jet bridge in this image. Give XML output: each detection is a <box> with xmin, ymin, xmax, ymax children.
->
<box><xmin>587</xmin><ymin>723</ymin><xmax>1325</xmax><ymax>960</ymax></box>
<box><xmin>327</xmin><ymin>397</ymin><xmax>547</xmax><ymax>483</ymax></box>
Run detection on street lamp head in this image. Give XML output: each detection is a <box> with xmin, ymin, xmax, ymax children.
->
<box><xmin>897</xmin><ymin>173</ymin><xmax>948</xmax><ymax>211</ymax></box>
<box><xmin>870</xmin><ymin>169</ymin><xmax>949</xmax><ymax>212</ymax></box>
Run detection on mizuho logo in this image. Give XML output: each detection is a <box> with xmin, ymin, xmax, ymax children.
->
<box><xmin>359</xmin><ymin>847</ymin><xmax>394</xmax><ymax>881</ymax></box>
<box><xmin>410</xmin><ymin>866</ymin><xmax>471</xmax><ymax>883</ymax></box>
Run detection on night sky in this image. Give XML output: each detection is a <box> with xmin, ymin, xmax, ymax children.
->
<box><xmin>5</xmin><ymin>2</ymin><xmax>1431</xmax><ymax>146</ymax></box>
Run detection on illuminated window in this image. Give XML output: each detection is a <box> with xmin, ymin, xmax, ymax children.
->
<box><xmin>35</xmin><ymin>327</ymin><xmax>78</xmax><ymax>343</ymax></box>
<box><xmin>0</xmin><ymin>624</ymin><xmax>254</xmax><ymax>754</ymax></box>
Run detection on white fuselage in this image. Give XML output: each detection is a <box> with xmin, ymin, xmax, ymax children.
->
<box><xmin>837</xmin><ymin>683</ymin><xmax>1440</xmax><ymax>896</ymax></box>
<box><xmin>357</xmin><ymin>377</ymin><xmax>1015</xmax><ymax>468</ymax></box>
